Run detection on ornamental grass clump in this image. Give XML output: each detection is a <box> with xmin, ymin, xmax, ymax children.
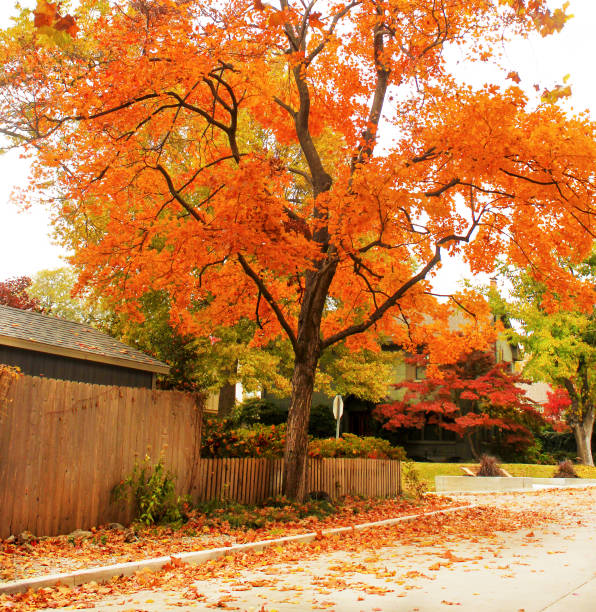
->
<box><xmin>476</xmin><ymin>454</ymin><xmax>506</xmax><ymax>477</ymax></box>
<box><xmin>553</xmin><ymin>459</ymin><xmax>579</xmax><ymax>478</ymax></box>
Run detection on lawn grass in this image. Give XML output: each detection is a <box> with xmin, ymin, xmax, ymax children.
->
<box><xmin>411</xmin><ymin>462</ymin><xmax>596</xmax><ymax>491</ymax></box>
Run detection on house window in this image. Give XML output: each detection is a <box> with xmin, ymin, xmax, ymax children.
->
<box><xmin>415</xmin><ymin>365</ymin><xmax>426</xmax><ymax>380</ymax></box>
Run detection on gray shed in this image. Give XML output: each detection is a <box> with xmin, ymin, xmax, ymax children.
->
<box><xmin>0</xmin><ymin>304</ymin><xmax>169</xmax><ymax>388</ymax></box>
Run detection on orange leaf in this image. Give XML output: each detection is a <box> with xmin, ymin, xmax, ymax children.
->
<box><xmin>33</xmin><ymin>0</ymin><xmax>58</xmax><ymax>28</ymax></box>
<box><xmin>268</xmin><ymin>11</ymin><xmax>285</xmax><ymax>27</ymax></box>
<box><xmin>54</xmin><ymin>15</ymin><xmax>79</xmax><ymax>37</ymax></box>
<box><xmin>308</xmin><ymin>12</ymin><xmax>324</xmax><ymax>28</ymax></box>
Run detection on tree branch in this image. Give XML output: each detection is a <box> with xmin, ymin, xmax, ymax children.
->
<box><xmin>237</xmin><ymin>253</ymin><xmax>297</xmax><ymax>349</ymax></box>
<box><xmin>155</xmin><ymin>164</ymin><xmax>207</xmax><ymax>224</ymax></box>
<box><xmin>322</xmin><ymin>215</ymin><xmax>482</xmax><ymax>348</ymax></box>
<box><xmin>322</xmin><ymin>245</ymin><xmax>444</xmax><ymax>348</ymax></box>
<box><xmin>499</xmin><ymin>167</ymin><xmax>558</xmax><ymax>186</ymax></box>
<box><xmin>351</xmin><ymin>15</ymin><xmax>391</xmax><ymax>168</ymax></box>
<box><xmin>424</xmin><ymin>178</ymin><xmax>460</xmax><ymax>197</ymax></box>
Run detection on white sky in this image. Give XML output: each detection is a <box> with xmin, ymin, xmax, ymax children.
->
<box><xmin>0</xmin><ymin>1</ymin><xmax>594</xmax><ymax>291</ymax></box>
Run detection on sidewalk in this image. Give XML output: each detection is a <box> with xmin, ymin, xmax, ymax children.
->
<box><xmin>67</xmin><ymin>509</ymin><xmax>595</xmax><ymax>611</ymax></box>
<box><xmin>18</xmin><ymin>487</ymin><xmax>596</xmax><ymax>611</ymax></box>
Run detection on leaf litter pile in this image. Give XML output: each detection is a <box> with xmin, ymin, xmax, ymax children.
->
<box><xmin>3</xmin><ymin>488</ymin><xmax>594</xmax><ymax>610</ymax></box>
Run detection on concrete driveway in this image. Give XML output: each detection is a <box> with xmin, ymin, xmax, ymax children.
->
<box><xmin>37</xmin><ymin>488</ymin><xmax>596</xmax><ymax>612</ymax></box>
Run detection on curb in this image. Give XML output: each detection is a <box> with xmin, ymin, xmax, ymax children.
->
<box><xmin>0</xmin><ymin>504</ymin><xmax>473</xmax><ymax>595</ymax></box>
<box><xmin>432</xmin><ymin>483</ymin><xmax>596</xmax><ymax>495</ymax></box>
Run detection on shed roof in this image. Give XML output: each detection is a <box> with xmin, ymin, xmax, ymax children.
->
<box><xmin>0</xmin><ymin>304</ymin><xmax>169</xmax><ymax>374</ymax></box>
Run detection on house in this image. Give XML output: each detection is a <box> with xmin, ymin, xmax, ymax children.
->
<box><xmin>0</xmin><ymin>304</ymin><xmax>169</xmax><ymax>388</ymax></box>
<box><xmin>370</xmin><ymin>311</ymin><xmax>524</xmax><ymax>461</ymax></box>
<box><xmin>260</xmin><ymin>308</ymin><xmax>525</xmax><ymax>460</ymax></box>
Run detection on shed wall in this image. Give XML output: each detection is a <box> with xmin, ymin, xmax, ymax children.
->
<box><xmin>0</xmin><ymin>345</ymin><xmax>153</xmax><ymax>388</ymax></box>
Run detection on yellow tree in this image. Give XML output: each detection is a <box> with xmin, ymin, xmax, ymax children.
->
<box><xmin>1</xmin><ymin>0</ymin><xmax>596</xmax><ymax>498</ymax></box>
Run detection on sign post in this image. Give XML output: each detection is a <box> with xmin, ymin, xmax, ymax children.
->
<box><xmin>332</xmin><ymin>395</ymin><xmax>343</xmax><ymax>439</ymax></box>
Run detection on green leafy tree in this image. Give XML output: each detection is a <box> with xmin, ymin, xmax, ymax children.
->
<box><xmin>497</xmin><ymin>255</ymin><xmax>596</xmax><ymax>465</ymax></box>
<box><xmin>29</xmin><ymin>267</ymin><xmax>104</xmax><ymax>324</ymax></box>
<box><xmin>31</xmin><ymin>268</ymin><xmax>398</xmax><ymax>401</ymax></box>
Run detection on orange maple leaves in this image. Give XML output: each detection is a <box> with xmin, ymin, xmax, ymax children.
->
<box><xmin>3</xmin><ymin>486</ymin><xmax>589</xmax><ymax>610</ymax></box>
<box><xmin>2</xmin><ymin>0</ymin><xmax>595</xmax><ymax>369</ymax></box>
<box><xmin>33</xmin><ymin>0</ymin><xmax>78</xmax><ymax>37</ymax></box>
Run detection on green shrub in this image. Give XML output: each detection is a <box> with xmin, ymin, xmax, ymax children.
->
<box><xmin>402</xmin><ymin>461</ymin><xmax>428</xmax><ymax>499</ymax></box>
<box><xmin>232</xmin><ymin>399</ymin><xmax>336</xmax><ymax>438</ymax></box>
<box><xmin>194</xmin><ymin>496</ymin><xmax>338</xmax><ymax>529</ymax></box>
<box><xmin>201</xmin><ymin>419</ymin><xmax>286</xmax><ymax>458</ymax></box>
<box><xmin>308</xmin><ymin>433</ymin><xmax>406</xmax><ymax>460</ymax></box>
<box><xmin>308</xmin><ymin>403</ymin><xmax>337</xmax><ymax>438</ymax></box>
<box><xmin>535</xmin><ymin>426</ymin><xmax>577</xmax><ymax>463</ymax></box>
<box><xmin>232</xmin><ymin>397</ymin><xmax>288</xmax><ymax>427</ymax></box>
<box><xmin>111</xmin><ymin>455</ymin><xmax>188</xmax><ymax>525</ymax></box>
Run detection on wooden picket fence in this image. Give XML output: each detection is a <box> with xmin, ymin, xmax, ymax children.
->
<box><xmin>193</xmin><ymin>457</ymin><xmax>401</xmax><ymax>503</ymax></box>
<box><xmin>0</xmin><ymin>374</ymin><xmax>203</xmax><ymax>538</ymax></box>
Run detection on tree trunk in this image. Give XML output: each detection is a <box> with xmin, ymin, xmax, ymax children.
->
<box><xmin>217</xmin><ymin>382</ymin><xmax>236</xmax><ymax>418</ymax></box>
<box><xmin>563</xmin><ymin>377</ymin><xmax>594</xmax><ymax>466</ymax></box>
<box><xmin>466</xmin><ymin>431</ymin><xmax>480</xmax><ymax>461</ymax></box>
<box><xmin>573</xmin><ymin>411</ymin><xmax>594</xmax><ymax>466</ymax></box>
<box><xmin>283</xmin><ymin>351</ymin><xmax>319</xmax><ymax>501</ymax></box>
<box><xmin>282</xmin><ymin>261</ymin><xmax>334</xmax><ymax>500</ymax></box>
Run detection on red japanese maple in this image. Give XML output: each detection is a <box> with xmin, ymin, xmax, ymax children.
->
<box><xmin>374</xmin><ymin>351</ymin><xmax>544</xmax><ymax>458</ymax></box>
<box><xmin>0</xmin><ymin>277</ymin><xmax>44</xmax><ymax>312</ymax></box>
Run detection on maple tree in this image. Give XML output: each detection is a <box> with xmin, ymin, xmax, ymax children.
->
<box><xmin>1</xmin><ymin>0</ymin><xmax>596</xmax><ymax>498</ymax></box>
<box><xmin>374</xmin><ymin>350</ymin><xmax>544</xmax><ymax>459</ymax></box>
<box><xmin>496</xmin><ymin>255</ymin><xmax>596</xmax><ymax>465</ymax></box>
<box><xmin>0</xmin><ymin>276</ymin><xmax>44</xmax><ymax>312</ymax></box>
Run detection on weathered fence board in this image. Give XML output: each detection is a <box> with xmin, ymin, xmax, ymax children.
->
<box><xmin>0</xmin><ymin>375</ymin><xmax>203</xmax><ymax>538</ymax></box>
<box><xmin>194</xmin><ymin>457</ymin><xmax>401</xmax><ymax>504</ymax></box>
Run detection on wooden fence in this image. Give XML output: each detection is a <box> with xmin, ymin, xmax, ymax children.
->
<box><xmin>0</xmin><ymin>375</ymin><xmax>203</xmax><ymax>538</ymax></box>
<box><xmin>193</xmin><ymin>457</ymin><xmax>401</xmax><ymax>503</ymax></box>
<box><xmin>0</xmin><ymin>374</ymin><xmax>401</xmax><ymax>537</ymax></box>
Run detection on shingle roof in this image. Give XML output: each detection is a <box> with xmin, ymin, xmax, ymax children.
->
<box><xmin>0</xmin><ymin>304</ymin><xmax>169</xmax><ymax>374</ymax></box>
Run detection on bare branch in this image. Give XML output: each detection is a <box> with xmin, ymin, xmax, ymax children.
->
<box><xmin>274</xmin><ymin>96</ymin><xmax>297</xmax><ymax>117</ymax></box>
<box><xmin>288</xmin><ymin>166</ymin><xmax>313</xmax><ymax>184</ymax></box>
<box><xmin>424</xmin><ymin>292</ymin><xmax>478</xmax><ymax>319</ymax></box>
<box><xmin>424</xmin><ymin>177</ymin><xmax>460</xmax><ymax>198</ymax></box>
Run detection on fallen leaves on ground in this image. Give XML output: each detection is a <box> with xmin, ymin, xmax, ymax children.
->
<box><xmin>0</xmin><ymin>495</ymin><xmax>458</xmax><ymax>583</ymax></box>
<box><xmin>0</xmin><ymin>498</ymin><xmax>556</xmax><ymax>610</ymax></box>
<box><xmin>2</xmin><ymin>488</ymin><xmax>595</xmax><ymax>611</ymax></box>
